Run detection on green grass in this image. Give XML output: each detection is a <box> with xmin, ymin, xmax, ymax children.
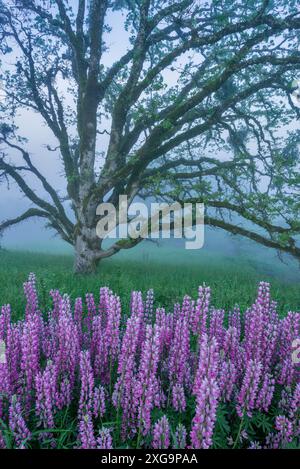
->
<box><xmin>0</xmin><ymin>247</ymin><xmax>299</xmax><ymax>320</ymax></box>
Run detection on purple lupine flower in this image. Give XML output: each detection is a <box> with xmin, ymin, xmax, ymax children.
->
<box><xmin>265</xmin><ymin>416</ymin><xmax>294</xmax><ymax>449</ymax></box>
<box><xmin>172</xmin><ymin>383</ymin><xmax>186</xmax><ymax>412</ymax></box>
<box><xmin>219</xmin><ymin>360</ymin><xmax>237</xmax><ymax>402</ymax></box>
<box><xmin>249</xmin><ymin>441</ymin><xmax>262</xmax><ymax>449</ymax></box>
<box><xmin>105</xmin><ymin>294</ymin><xmax>121</xmax><ymax>367</ymax></box>
<box><xmin>21</xmin><ymin>313</ymin><xmax>40</xmax><ymax>402</ymax></box>
<box><xmin>23</xmin><ymin>273</ymin><xmax>38</xmax><ymax>319</ymax></box>
<box><xmin>78</xmin><ymin>351</ymin><xmax>94</xmax><ymax>419</ymax></box>
<box><xmin>9</xmin><ymin>397</ymin><xmax>31</xmax><ymax>449</ymax></box>
<box><xmin>49</xmin><ymin>289</ymin><xmax>63</xmax><ymax>320</ymax></box>
<box><xmin>0</xmin><ymin>361</ymin><xmax>11</xmax><ymax>420</ymax></box>
<box><xmin>155</xmin><ymin>308</ymin><xmax>173</xmax><ymax>353</ymax></box>
<box><xmin>54</xmin><ymin>301</ymin><xmax>79</xmax><ymax>390</ymax></box>
<box><xmin>152</xmin><ymin>415</ymin><xmax>170</xmax><ymax>449</ymax></box>
<box><xmin>0</xmin><ymin>304</ymin><xmax>11</xmax><ymax>340</ymax></box>
<box><xmin>190</xmin><ymin>377</ymin><xmax>219</xmax><ymax>449</ymax></box>
<box><xmin>277</xmin><ymin>312</ymin><xmax>300</xmax><ymax>385</ymax></box>
<box><xmin>98</xmin><ymin>286</ymin><xmax>111</xmax><ymax>326</ymax></box>
<box><xmin>237</xmin><ymin>359</ymin><xmax>262</xmax><ymax>417</ymax></box>
<box><xmin>191</xmin><ymin>285</ymin><xmax>210</xmax><ymax>336</ymax></box>
<box><xmin>223</xmin><ymin>326</ymin><xmax>242</xmax><ymax>376</ymax></box>
<box><xmin>289</xmin><ymin>383</ymin><xmax>300</xmax><ymax>420</ymax></box>
<box><xmin>78</xmin><ymin>414</ymin><xmax>96</xmax><ymax>449</ymax></box>
<box><xmin>6</xmin><ymin>322</ymin><xmax>22</xmax><ymax>394</ymax></box>
<box><xmin>0</xmin><ymin>429</ymin><xmax>6</xmax><ymax>449</ymax></box>
<box><xmin>135</xmin><ymin>324</ymin><xmax>161</xmax><ymax>436</ymax></box>
<box><xmin>173</xmin><ymin>423</ymin><xmax>187</xmax><ymax>449</ymax></box>
<box><xmin>256</xmin><ymin>373</ymin><xmax>275</xmax><ymax>412</ymax></box>
<box><xmin>180</xmin><ymin>295</ymin><xmax>194</xmax><ymax>325</ymax></box>
<box><xmin>209</xmin><ymin>309</ymin><xmax>225</xmax><ymax>350</ymax></box>
<box><xmin>112</xmin><ymin>313</ymin><xmax>141</xmax><ymax>438</ymax></box>
<box><xmin>35</xmin><ymin>360</ymin><xmax>56</xmax><ymax>430</ymax></box>
<box><xmin>97</xmin><ymin>427</ymin><xmax>113</xmax><ymax>449</ymax></box>
<box><xmin>145</xmin><ymin>289</ymin><xmax>154</xmax><ymax>323</ymax></box>
<box><xmin>74</xmin><ymin>297</ymin><xmax>83</xmax><ymax>325</ymax></box>
<box><xmin>193</xmin><ymin>334</ymin><xmax>219</xmax><ymax>394</ymax></box>
<box><xmin>169</xmin><ymin>317</ymin><xmax>190</xmax><ymax>390</ymax></box>
<box><xmin>228</xmin><ymin>307</ymin><xmax>241</xmax><ymax>340</ymax></box>
<box><xmin>85</xmin><ymin>293</ymin><xmax>97</xmax><ymax>333</ymax></box>
<box><xmin>93</xmin><ymin>385</ymin><xmax>105</xmax><ymax>419</ymax></box>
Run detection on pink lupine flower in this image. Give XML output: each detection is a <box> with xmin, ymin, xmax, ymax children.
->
<box><xmin>93</xmin><ymin>385</ymin><xmax>105</xmax><ymax>419</ymax></box>
<box><xmin>135</xmin><ymin>324</ymin><xmax>161</xmax><ymax>436</ymax></box>
<box><xmin>169</xmin><ymin>317</ymin><xmax>190</xmax><ymax>389</ymax></box>
<box><xmin>193</xmin><ymin>334</ymin><xmax>219</xmax><ymax>393</ymax></box>
<box><xmin>173</xmin><ymin>423</ymin><xmax>187</xmax><ymax>449</ymax></box>
<box><xmin>237</xmin><ymin>359</ymin><xmax>262</xmax><ymax>417</ymax></box>
<box><xmin>219</xmin><ymin>360</ymin><xmax>237</xmax><ymax>402</ymax></box>
<box><xmin>0</xmin><ymin>430</ymin><xmax>6</xmax><ymax>449</ymax></box>
<box><xmin>277</xmin><ymin>312</ymin><xmax>300</xmax><ymax>385</ymax></box>
<box><xmin>78</xmin><ymin>351</ymin><xmax>94</xmax><ymax>419</ymax></box>
<box><xmin>190</xmin><ymin>377</ymin><xmax>220</xmax><ymax>449</ymax></box>
<box><xmin>35</xmin><ymin>360</ymin><xmax>56</xmax><ymax>430</ymax></box>
<box><xmin>145</xmin><ymin>289</ymin><xmax>154</xmax><ymax>323</ymax></box>
<box><xmin>228</xmin><ymin>307</ymin><xmax>241</xmax><ymax>340</ymax></box>
<box><xmin>78</xmin><ymin>413</ymin><xmax>96</xmax><ymax>449</ymax></box>
<box><xmin>6</xmin><ymin>323</ymin><xmax>22</xmax><ymax>393</ymax></box>
<box><xmin>256</xmin><ymin>373</ymin><xmax>275</xmax><ymax>412</ymax></box>
<box><xmin>191</xmin><ymin>285</ymin><xmax>210</xmax><ymax>336</ymax></box>
<box><xmin>152</xmin><ymin>415</ymin><xmax>170</xmax><ymax>449</ymax></box>
<box><xmin>55</xmin><ymin>302</ymin><xmax>79</xmax><ymax>389</ymax></box>
<box><xmin>209</xmin><ymin>309</ymin><xmax>225</xmax><ymax>350</ymax></box>
<box><xmin>172</xmin><ymin>383</ymin><xmax>186</xmax><ymax>412</ymax></box>
<box><xmin>85</xmin><ymin>293</ymin><xmax>97</xmax><ymax>333</ymax></box>
<box><xmin>9</xmin><ymin>397</ymin><xmax>31</xmax><ymax>449</ymax></box>
<box><xmin>266</xmin><ymin>416</ymin><xmax>294</xmax><ymax>448</ymax></box>
<box><xmin>0</xmin><ymin>304</ymin><xmax>11</xmax><ymax>340</ymax></box>
<box><xmin>0</xmin><ymin>361</ymin><xmax>11</xmax><ymax>419</ymax></box>
<box><xmin>21</xmin><ymin>314</ymin><xmax>40</xmax><ymax>401</ymax></box>
<box><xmin>113</xmin><ymin>313</ymin><xmax>141</xmax><ymax>438</ymax></box>
<box><xmin>97</xmin><ymin>427</ymin><xmax>113</xmax><ymax>449</ymax></box>
<box><xmin>23</xmin><ymin>273</ymin><xmax>38</xmax><ymax>319</ymax></box>
<box><xmin>49</xmin><ymin>289</ymin><xmax>63</xmax><ymax>320</ymax></box>
<box><xmin>181</xmin><ymin>295</ymin><xmax>194</xmax><ymax>325</ymax></box>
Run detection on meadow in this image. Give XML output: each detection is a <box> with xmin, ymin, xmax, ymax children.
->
<box><xmin>0</xmin><ymin>247</ymin><xmax>299</xmax><ymax>320</ymax></box>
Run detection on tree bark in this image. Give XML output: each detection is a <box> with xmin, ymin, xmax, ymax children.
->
<box><xmin>74</xmin><ymin>227</ymin><xmax>101</xmax><ymax>274</ymax></box>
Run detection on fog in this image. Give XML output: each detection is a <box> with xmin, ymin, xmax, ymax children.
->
<box><xmin>0</xmin><ymin>3</ymin><xmax>299</xmax><ymax>283</ymax></box>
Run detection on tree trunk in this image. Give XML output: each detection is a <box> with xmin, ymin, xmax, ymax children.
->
<box><xmin>74</xmin><ymin>229</ymin><xmax>101</xmax><ymax>274</ymax></box>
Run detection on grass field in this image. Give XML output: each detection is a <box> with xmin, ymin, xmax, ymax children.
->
<box><xmin>0</xmin><ymin>246</ymin><xmax>299</xmax><ymax>319</ymax></box>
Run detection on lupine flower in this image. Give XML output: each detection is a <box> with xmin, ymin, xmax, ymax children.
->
<box><xmin>169</xmin><ymin>317</ymin><xmax>190</xmax><ymax>390</ymax></box>
<box><xmin>237</xmin><ymin>359</ymin><xmax>262</xmax><ymax>417</ymax></box>
<box><xmin>85</xmin><ymin>293</ymin><xmax>97</xmax><ymax>333</ymax></box>
<box><xmin>9</xmin><ymin>397</ymin><xmax>31</xmax><ymax>449</ymax></box>
<box><xmin>145</xmin><ymin>289</ymin><xmax>154</xmax><ymax>323</ymax></box>
<box><xmin>173</xmin><ymin>424</ymin><xmax>187</xmax><ymax>449</ymax></box>
<box><xmin>35</xmin><ymin>360</ymin><xmax>56</xmax><ymax>430</ymax></box>
<box><xmin>0</xmin><ymin>430</ymin><xmax>6</xmax><ymax>449</ymax></box>
<box><xmin>190</xmin><ymin>378</ymin><xmax>219</xmax><ymax>449</ymax></box>
<box><xmin>0</xmin><ymin>274</ymin><xmax>299</xmax><ymax>450</ymax></box>
<box><xmin>78</xmin><ymin>413</ymin><xmax>96</xmax><ymax>449</ymax></box>
<box><xmin>191</xmin><ymin>285</ymin><xmax>210</xmax><ymax>336</ymax></box>
<box><xmin>135</xmin><ymin>324</ymin><xmax>161</xmax><ymax>436</ymax></box>
<box><xmin>97</xmin><ymin>427</ymin><xmax>113</xmax><ymax>449</ymax></box>
<box><xmin>152</xmin><ymin>415</ymin><xmax>170</xmax><ymax>449</ymax></box>
<box><xmin>256</xmin><ymin>373</ymin><xmax>275</xmax><ymax>412</ymax></box>
<box><xmin>78</xmin><ymin>351</ymin><xmax>94</xmax><ymax>419</ymax></box>
<box><xmin>172</xmin><ymin>383</ymin><xmax>186</xmax><ymax>412</ymax></box>
<box><xmin>193</xmin><ymin>334</ymin><xmax>219</xmax><ymax>393</ymax></box>
<box><xmin>93</xmin><ymin>385</ymin><xmax>106</xmax><ymax>419</ymax></box>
